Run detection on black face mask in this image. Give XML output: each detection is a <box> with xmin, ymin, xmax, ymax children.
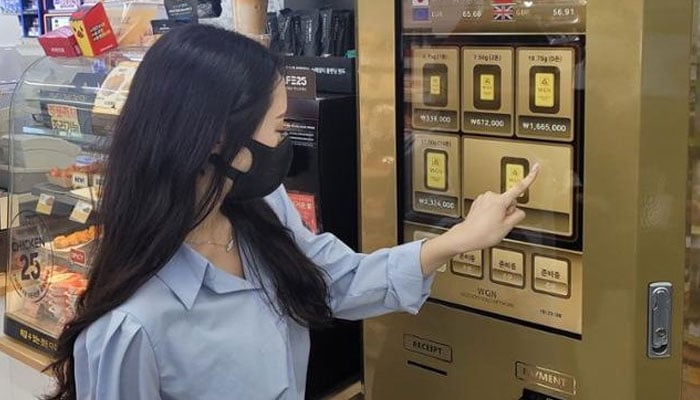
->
<box><xmin>210</xmin><ymin>137</ymin><xmax>294</xmax><ymax>202</ymax></box>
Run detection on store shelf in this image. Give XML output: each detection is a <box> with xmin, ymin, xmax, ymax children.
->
<box><xmin>0</xmin><ymin>336</ymin><xmax>52</xmax><ymax>373</ymax></box>
<box><xmin>31</xmin><ymin>182</ymin><xmax>98</xmax><ymax>218</ymax></box>
<box><xmin>21</xmin><ymin>125</ymin><xmax>108</xmax><ymax>151</ymax></box>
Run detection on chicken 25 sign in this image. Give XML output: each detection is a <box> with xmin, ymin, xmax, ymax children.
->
<box><xmin>9</xmin><ymin>214</ymin><xmax>54</xmax><ymax>302</ymax></box>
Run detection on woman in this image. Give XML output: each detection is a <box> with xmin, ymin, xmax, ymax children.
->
<box><xmin>45</xmin><ymin>24</ymin><xmax>538</xmax><ymax>400</ymax></box>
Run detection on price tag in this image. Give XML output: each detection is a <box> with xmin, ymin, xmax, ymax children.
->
<box><xmin>36</xmin><ymin>194</ymin><xmax>55</xmax><ymax>215</ymax></box>
<box><xmin>69</xmin><ymin>200</ymin><xmax>93</xmax><ymax>224</ymax></box>
<box><xmin>47</xmin><ymin>104</ymin><xmax>81</xmax><ymax>137</ymax></box>
<box><xmin>70</xmin><ymin>248</ymin><xmax>87</xmax><ymax>266</ymax></box>
<box><xmin>93</xmin><ymin>174</ymin><xmax>103</xmax><ymax>190</ymax></box>
<box><xmin>72</xmin><ymin>172</ymin><xmax>89</xmax><ymax>189</ymax></box>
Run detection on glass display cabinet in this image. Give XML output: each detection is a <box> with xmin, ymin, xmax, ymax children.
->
<box><xmin>3</xmin><ymin>49</ymin><xmax>143</xmax><ymax>354</ymax></box>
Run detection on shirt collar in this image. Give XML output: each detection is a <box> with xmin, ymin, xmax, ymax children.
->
<box><xmin>156</xmin><ymin>244</ymin><xmax>263</xmax><ymax>310</ymax></box>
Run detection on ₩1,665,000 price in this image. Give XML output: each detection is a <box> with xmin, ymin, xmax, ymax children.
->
<box><xmin>522</xmin><ymin>121</ymin><xmax>567</xmax><ymax>133</ymax></box>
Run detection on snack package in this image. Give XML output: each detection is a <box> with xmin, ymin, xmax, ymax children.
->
<box><xmin>70</xmin><ymin>2</ymin><xmax>118</xmax><ymax>57</ymax></box>
<box><xmin>92</xmin><ymin>61</ymin><xmax>139</xmax><ymax>116</ymax></box>
<box><xmin>104</xmin><ymin>2</ymin><xmax>164</xmax><ymax>46</ymax></box>
<box><xmin>38</xmin><ymin>26</ymin><xmax>82</xmax><ymax>57</ymax></box>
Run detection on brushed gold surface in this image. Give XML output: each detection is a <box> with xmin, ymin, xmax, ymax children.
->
<box><xmin>357</xmin><ymin>0</ymin><xmax>399</xmax><ymax>252</ymax></box>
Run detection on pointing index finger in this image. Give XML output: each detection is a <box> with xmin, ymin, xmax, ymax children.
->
<box><xmin>502</xmin><ymin>163</ymin><xmax>540</xmax><ymax>203</ymax></box>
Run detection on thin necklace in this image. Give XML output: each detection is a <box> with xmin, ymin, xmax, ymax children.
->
<box><xmin>186</xmin><ymin>237</ymin><xmax>236</xmax><ymax>252</ymax></box>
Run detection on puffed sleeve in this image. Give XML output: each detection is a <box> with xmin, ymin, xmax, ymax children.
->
<box><xmin>74</xmin><ymin>311</ymin><xmax>161</xmax><ymax>400</ymax></box>
<box><xmin>267</xmin><ymin>186</ymin><xmax>435</xmax><ymax>320</ymax></box>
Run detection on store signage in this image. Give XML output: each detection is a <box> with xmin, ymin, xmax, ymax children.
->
<box><xmin>284</xmin><ymin>67</ymin><xmax>317</xmax><ymax>99</ymax></box>
<box><xmin>288</xmin><ymin>191</ymin><xmax>319</xmax><ymax>233</ymax></box>
<box><xmin>8</xmin><ymin>218</ymin><xmax>54</xmax><ymax>303</ymax></box>
<box><xmin>69</xmin><ymin>200</ymin><xmax>93</xmax><ymax>224</ymax></box>
<box><xmin>36</xmin><ymin>193</ymin><xmax>55</xmax><ymax>216</ymax></box>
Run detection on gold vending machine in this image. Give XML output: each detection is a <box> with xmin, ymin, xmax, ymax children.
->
<box><xmin>357</xmin><ymin>0</ymin><xmax>699</xmax><ymax>399</ymax></box>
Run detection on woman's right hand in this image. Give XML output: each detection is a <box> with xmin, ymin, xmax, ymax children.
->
<box><xmin>419</xmin><ymin>164</ymin><xmax>540</xmax><ymax>276</ymax></box>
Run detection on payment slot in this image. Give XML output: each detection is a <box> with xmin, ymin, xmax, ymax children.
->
<box><xmin>412</xmin><ymin>132</ymin><xmax>461</xmax><ymax>218</ymax></box>
<box><xmin>462</xmin><ymin>47</ymin><xmax>514</xmax><ymax>137</ymax></box>
<box><xmin>516</xmin><ymin>47</ymin><xmax>576</xmax><ymax>142</ymax></box>
<box><xmin>462</xmin><ymin>137</ymin><xmax>575</xmax><ymax>237</ymax></box>
<box><xmin>411</xmin><ymin>46</ymin><xmax>460</xmax><ymax>132</ymax></box>
<box><xmin>405</xmin><ymin>221</ymin><xmax>583</xmax><ymax>334</ymax></box>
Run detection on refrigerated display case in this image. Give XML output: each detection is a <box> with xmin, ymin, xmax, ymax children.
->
<box><xmin>3</xmin><ymin>49</ymin><xmax>143</xmax><ymax>354</ymax></box>
<box><xmin>357</xmin><ymin>0</ymin><xmax>694</xmax><ymax>399</ymax></box>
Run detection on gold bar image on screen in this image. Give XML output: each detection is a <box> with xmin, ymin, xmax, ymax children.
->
<box><xmin>423</xmin><ymin>63</ymin><xmax>448</xmax><ymax>107</ymax></box>
<box><xmin>516</xmin><ymin>47</ymin><xmax>574</xmax><ymax>141</ymax></box>
<box><xmin>473</xmin><ymin>64</ymin><xmax>502</xmax><ymax>110</ymax></box>
<box><xmin>501</xmin><ymin>157</ymin><xmax>529</xmax><ymax>203</ymax></box>
<box><xmin>462</xmin><ymin>47</ymin><xmax>514</xmax><ymax>136</ymax></box>
<box><xmin>425</xmin><ymin>150</ymin><xmax>448</xmax><ymax>191</ymax></box>
<box><xmin>530</xmin><ymin>66</ymin><xmax>560</xmax><ymax>114</ymax></box>
<box><xmin>462</xmin><ymin>136</ymin><xmax>574</xmax><ymax>236</ymax></box>
<box><xmin>412</xmin><ymin>132</ymin><xmax>461</xmax><ymax>218</ymax></box>
<box><xmin>430</xmin><ymin>76</ymin><xmax>441</xmax><ymax>95</ymax></box>
<box><xmin>535</xmin><ymin>73</ymin><xmax>554</xmax><ymax>107</ymax></box>
<box><xmin>412</xmin><ymin>47</ymin><xmax>460</xmax><ymax>131</ymax></box>
<box><xmin>480</xmin><ymin>74</ymin><xmax>495</xmax><ymax>100</ymax></box>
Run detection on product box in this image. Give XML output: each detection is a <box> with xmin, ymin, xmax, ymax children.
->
<box><xmin>104</xmin><ymin>2</ymin><xmax>162</xmax><ymax>46</ymax></box>
<box><xmin>284</xmin><ymin>56</ymin><xmax>355</xmax><ymax>94</ymax></box>
<box><xmin>38</xmin><ymin>26</ymin><xmax>82</xmax><ymax>57</ymax></box>
<box><xmin>70</xmin><ymin>2</ymin><xmax>118</xmax><ymax>57</ymax></box>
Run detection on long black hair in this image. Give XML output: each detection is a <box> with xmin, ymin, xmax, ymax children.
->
<box><xmin>44</xmin><ymin>24</ymin><xmax>331</xmax><ymax>400</ymax></box>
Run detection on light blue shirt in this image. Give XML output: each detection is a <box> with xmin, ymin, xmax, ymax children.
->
<box><xmin>73</xmin><ymin>186</ymin><xmax>434</xmax><ymax>399</ymax></box>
